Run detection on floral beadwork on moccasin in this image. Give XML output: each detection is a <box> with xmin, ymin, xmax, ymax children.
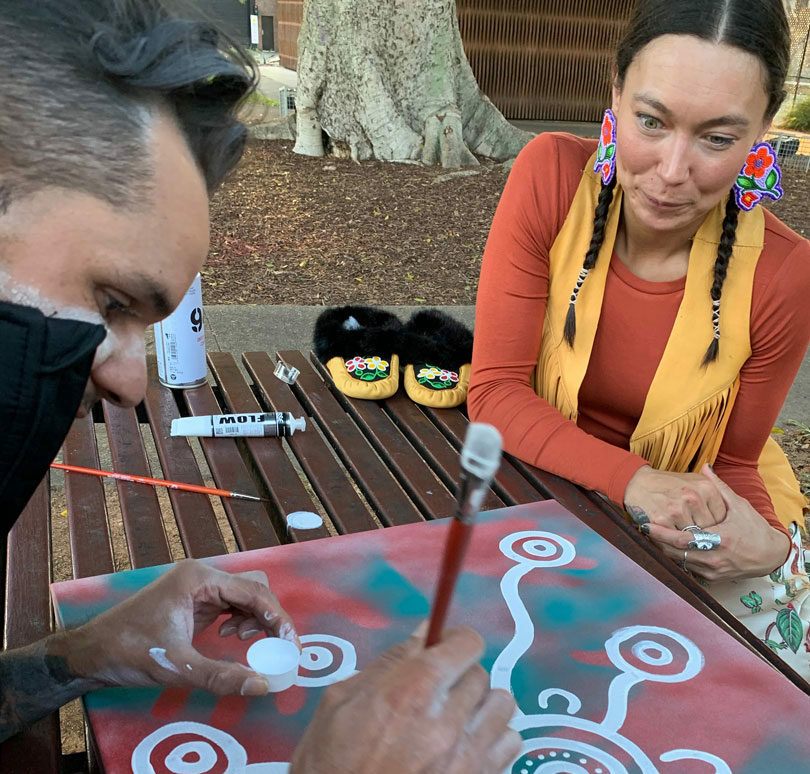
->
<box><xmin>346</xmin><ymin>355</ymin><xmax>391</xmax><ymax>382</ymax></box>
<box><xmin>415</xmin><ymin>363</ymin><xmax>459</xmax><ymax>391</ymax></box>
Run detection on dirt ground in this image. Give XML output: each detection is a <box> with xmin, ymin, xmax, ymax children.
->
<box><xmin>205</xmin><ymin>138</ymin><xmax>810</xmax><ymax>491</ymax></box>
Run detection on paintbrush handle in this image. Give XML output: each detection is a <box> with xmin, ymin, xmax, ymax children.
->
<box><xmin>50</xmin><ymin>462</ymin><xmax>262</xmax><ymax>501</ymax></box>
<box><xmin>425</xmin><ymin>518</ymin><xmax>473</xmax><ymax>647</ymax></box>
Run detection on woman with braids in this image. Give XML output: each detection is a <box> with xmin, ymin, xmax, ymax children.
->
<box><xmin>468</xmin><ymin>0</ymin><xmax>810</xmax><ymax>678</ymax></box>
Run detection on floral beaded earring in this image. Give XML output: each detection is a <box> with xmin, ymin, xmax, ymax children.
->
<box><xmin>733</xmin><ymin>141</ymin><xmax>784</xmax><ymax>212</ymax></box>
<box><xmin>593</xmin><ymin>109</ymin><xmax>617</xmax><ymax>185</ymax></box>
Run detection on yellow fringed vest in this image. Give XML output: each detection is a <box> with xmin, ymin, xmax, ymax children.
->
<box><xmin>537</xmin><ymin>153</ymin><xmax>806</xmax><ymax>532</ymax></box>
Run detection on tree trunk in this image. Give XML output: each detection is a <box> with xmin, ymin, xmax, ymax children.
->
<box><xmin>293</xmin><ymin>0</ymin><xmax>533</xmax><ymax>167</ymax></box>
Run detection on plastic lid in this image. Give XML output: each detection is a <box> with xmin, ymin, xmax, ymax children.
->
<box><xmin>286</xmin><ymin>511</ymin><xmax>323</xmax><ymax>530</ymax></box>
<box><xmin>170</xmin><ymin>416</ymin><xmax>212</xmax><ymax>437</ymax></box>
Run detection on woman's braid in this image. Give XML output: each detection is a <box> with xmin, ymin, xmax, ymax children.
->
<box><xmin>702</xmin><ymin>194</ymin><xmax>739</xmax><ymax>365</ymax></box>
<box><xmin>564</xmin><ymin>177</ymin><xmax>616</xmax><ymax>347</ymax></box>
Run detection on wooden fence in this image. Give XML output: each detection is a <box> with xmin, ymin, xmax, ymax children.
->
<box><xmin>277</xmin><ymin>0</ymin><xmax>636</xmax><ymax>122</ymax></box>
<box><xmin>278</xmin><ymin>0</ymin><xmax>304</xmax><ymax>70</ymax></box>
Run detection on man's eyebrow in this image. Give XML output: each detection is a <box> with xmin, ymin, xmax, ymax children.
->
<box><xmin>129</xmin><ymin>274</ymin><xmax>172</xmax><ymax>318</ymax></box>
<box><xmin>633</xmin><ymin>93</ymin><xmax>750</xmax><ymax>130</ymax></box>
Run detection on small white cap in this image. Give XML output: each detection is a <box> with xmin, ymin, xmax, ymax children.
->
<box><xmin>286</xmin><ymin>511</ymin><xmax>323</xmax><ymax>530</ymax></box>
<box><xmin>170</xmin><ymin>416</ymin><xmax>212</xmax><ymax>437</ymax></box>
<box><xmin>246</xmin><ymin>637</ymin><xmax>300</xmax><ymax>692</ymax></box>
<box><xmin>288</xmin><ymin>416</ymin><xmax>306</xmax><ymax>435</ymax></box>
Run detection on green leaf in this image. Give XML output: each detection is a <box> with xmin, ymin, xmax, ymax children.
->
<box><xmin>605</xmin><ymin>144</ymin><xmax>615</xmax><ymax>159</ymax></box>
<box><xmin>769</xmin><ymin>571</ymin><xmax>781</xmax><ymax>583</ymax></box>
<box><xmin>751</xmin><ymin>590</ymin><xmax>762</xmax><ymax>605</ymax></box>
<box><xmin>765</xmin><ymin>169</ymin><xmax>778</xmax><ymax>190</ymax></box>
<box><xmin>776</xmin><ymin>607</ymin><xmax>803</xmax><ymax>653</ymax></box>
<box><xmin>736</xmin><ymin>175</ymin><xmax>756</xmax><ymax>190</ymax></box>
<box><xmin>765</xmin><ymin>639</ymin><xmax>787</xmax><ymax>651</ymax></box>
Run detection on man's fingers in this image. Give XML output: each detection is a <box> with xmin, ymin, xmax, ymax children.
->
<box><xmin>423</xmin><ymin>627</ymin><xmax>486</xmax><ymax>693</ymax></box>
<box><xmin>206</xmin><ymin>570</ymin><xmax>298</xmax><ymax>646</ymax></box>
<box><xmin>179</xmin><ymin>649</ymin><xmax>271</xmax><ymax>696</ymax></box>
<box><xmin>467</xmin><ymin>689</ymin><xmax>521</xmax><ymax>768</ymax></box>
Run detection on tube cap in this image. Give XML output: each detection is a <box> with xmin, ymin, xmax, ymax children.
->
<box><xmin>288</xmin><ymin>416</ymin><xmax>306</xmax><ymax>435</ymax></box>
<box><xmin>170</xmin><ymin>417</ymin><xmax>212</xmax><ymax>437</ymax></box>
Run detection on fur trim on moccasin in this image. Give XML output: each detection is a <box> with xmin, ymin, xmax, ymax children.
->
<box><xmin>313</xmin><ymin>305</ymin><xmax>403</xmax><ymax>362</ymax></box>
<box><xmin>401</xmin><ymin>310</ymin><xmax>473</xmax><ymax>408</ymax></box>
<box><xmin>313</xmin><ymin>305</ymin><xmax>403</xmax><ymax>400</ymax></box>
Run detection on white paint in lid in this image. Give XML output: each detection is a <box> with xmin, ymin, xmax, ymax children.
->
<box><xmin>246</xmin><ymin>637</ymin><xmax>300</xmax><ymax>692</ymax></box>
<box><xmin>286</xmin><ymin>511</ymin><xmax>324</xmax><ymax>530</ymax></box>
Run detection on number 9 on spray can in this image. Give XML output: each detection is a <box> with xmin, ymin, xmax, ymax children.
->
<box><xmin>154</xmin><ymin>273</ymin><xmax>207</xmax><ymax>388</ymax></box>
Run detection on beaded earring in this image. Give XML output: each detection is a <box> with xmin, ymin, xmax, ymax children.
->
<box><xmin>594</xmin><ymin>109</ymin><xmax>617</xmax><ymax>185</ymax></box>
<box><xmin>733</xmin><ymin>142</ymin><xmax>783</xmax><ymax>212</ymax></box>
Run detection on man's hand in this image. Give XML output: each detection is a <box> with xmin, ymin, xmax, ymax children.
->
<box><xmin>56</xmin><ymin>559</ymin><xmax>298</xmax><ymax>696</ymax></box>
<box><xmin>290</xmin><ymin>626</ymin><xmax>522</xmax><ymax>774</ymax></box>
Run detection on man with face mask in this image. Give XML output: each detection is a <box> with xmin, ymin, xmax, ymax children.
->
<box><xmin>0</xmin><ymin>1</ymin><xmax>520</xmax><ymax>770</ymax></box>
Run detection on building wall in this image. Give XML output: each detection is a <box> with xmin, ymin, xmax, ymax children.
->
<box><xmin>257</xmin><ymin>0</ymin><xmax>279</xmax><ymax>51</ymax></box>
<box><xmin>274</xmin><ymin>0</ymin><xmax>636</xmax><ymax>122</ymax></box>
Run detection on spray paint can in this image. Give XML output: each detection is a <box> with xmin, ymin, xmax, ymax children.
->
<box><xmin>154</xmin><ymin>273</ymin><xmax>207</xmax><ymax>388</ymax></box>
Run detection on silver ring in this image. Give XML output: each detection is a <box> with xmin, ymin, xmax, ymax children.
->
<box><xmin>682</xmin><ymin>525</ymin><xmax>702</xmax><ymax>533</ymax></box>
<box><xmin>680</xmin><ymin>548</ymin><xmax>689</xmax><ymax>572</ymax></box>
<box><xmin>688</xmin><ymin>531</ymin><xmax>721</xmax><ymax>551</ymax></box>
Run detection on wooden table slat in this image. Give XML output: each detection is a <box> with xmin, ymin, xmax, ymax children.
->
<box><xmin>207</xmin><ymin>352</ymin><xmax>330</xmax><ymax>543</ymax></box>
<box><xmin>0</xmin><ymin>479</ymin><xmax>61</xmax><ymax>773</ymax></box>
<box><xmin>143</xmin><ymin>358</ymin><xmax>227</xmax><ymax>558</ymax></box>
<box><xmin>63</xmin><ymin>414</ymin><xmax>115</xmax><ymax>579</ymax></box>
<box><xmin>243</xmin><ymin>352</ymin><xmax>383</xmax><ymax>535</ymax></box>
<box><xmin>276</xmin><ymin>351</ymin><xmax>424</xmax><ymax>528</ymax></box>
<box><xmin>182</xmin><ymin>383</ymin><xmax>282</xmax><ymax>550</ymax></box>
<box><xmin>420</xmin><ymin>405</ymin><xmax>551</xmax><ymax>506</ymax></box>
<box><xmin>307</xmin><ymin>356</ymin><xmax>462</xmax><ymax>520</ymax></box>
<box><xmin>102</xmin><ymin>402</ymin><xmax>172</xmax><ymax>568</ymax></box>
<box><xmin>380</xmin><ymin>392</ymin><xmax>506</xmax><ymax>511</ymax></box>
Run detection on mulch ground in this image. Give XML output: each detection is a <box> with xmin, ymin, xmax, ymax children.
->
<box><xmin>206</xmin><ymin>137</ymin><xmax>810</xmax><ymax>490</ymax></box>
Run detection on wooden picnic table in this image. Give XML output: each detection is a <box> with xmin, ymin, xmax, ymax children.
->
<box><xmin>2</xmin><ymin>350</ymin><xmax>807</xmax><ymax>773</ymax></box>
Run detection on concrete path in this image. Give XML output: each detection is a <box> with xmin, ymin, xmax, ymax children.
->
<box><xmin>201</xmin><ymin>305</ymin><xmax>809</xmax><ymax>427</ymax></box>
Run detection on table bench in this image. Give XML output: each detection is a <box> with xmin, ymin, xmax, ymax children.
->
<box><xmin>2</xmin><ymin>350</ymin><xmax>806</xmax><ymax>773</ymax></box>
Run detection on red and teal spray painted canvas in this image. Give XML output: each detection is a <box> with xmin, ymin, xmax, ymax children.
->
<box><xmin>51</xmin><ymin>500</ymin><xmax>810</xmax><ymax>773</ymax></box>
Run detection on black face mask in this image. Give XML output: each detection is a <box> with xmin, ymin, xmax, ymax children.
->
<box><xmin>0</xmin><ymin>301</ymin><xmax>106</xmax><ymax>535</ymax></box>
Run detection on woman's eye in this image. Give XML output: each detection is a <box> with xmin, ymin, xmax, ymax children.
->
<box><xmin>639</xmin><ymin>114</ymin><xmax>661</xmax><ymax>131</ymax></box>
<box><xmin>707</xmin><ymin>134</ymin><xmax>734</xmax><ymax>148</ymax></box>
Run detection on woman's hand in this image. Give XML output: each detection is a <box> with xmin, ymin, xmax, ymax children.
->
<box><xmin>624</xmin><ymin>464</ymin><xmax>727</xmax><ymax>531</ymax></box>
<box><xmin>646</xmin><ymin>465</ymin><xmax>791</xmax><ymax>581</ymax></box>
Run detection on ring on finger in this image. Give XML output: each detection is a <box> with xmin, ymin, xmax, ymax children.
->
<box><xmin>682</xmin><ymin>525</ymin><xmax>702</xmax><ymax>533</ymax></box>
<box><xmin>688</xmin><ymin>531</ymin><xmax>721</xmax><ymax>551</ymax></box>
<box><xmin>680</xmin><ymin>548</ymin><xmax>689</xmax><ymax>572</ymax></box>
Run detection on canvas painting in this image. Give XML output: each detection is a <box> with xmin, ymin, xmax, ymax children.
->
<box><xmin>51</xmin><ymin>500</ymin><xmax>810</xmax><ymax>773</ymax></box>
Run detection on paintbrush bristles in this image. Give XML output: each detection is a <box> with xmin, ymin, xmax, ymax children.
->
<box><xmin>460</xmin><ymin>423</ymin><xmax>502</xmax><ymax>482</ymax></box>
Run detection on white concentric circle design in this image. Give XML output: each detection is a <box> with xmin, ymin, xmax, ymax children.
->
<box><xmin>296</xmin><ymin>633</ymin><xmax>358</xmax><ymax>686</ymax></box>
<box><xmin>499</xmin><ymin>531</ymin><xmax>577</xmax><ymax>568</ymax></box>
<box><xmin>131</xmin><ymin>721</ymin><xmax>247</xmax><ymax>773</ymax></box>
<box><xmin>606</xmin><ymin>626</ymin><xmax>704</xmax><ymax>682</ymax></box>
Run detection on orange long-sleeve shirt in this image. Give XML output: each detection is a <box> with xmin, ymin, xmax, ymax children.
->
<box><xmin>469</xmin><ymin>132</ymin><xmax>810</xmax><ymax>532</ymax></box>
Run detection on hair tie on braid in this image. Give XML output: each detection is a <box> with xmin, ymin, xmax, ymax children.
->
<box><xmin>564</xmin><ymin>177</ymin><xmax>616</xmax><ymax>347</ymax></box>
<box><xmin>702</xmin><ymin>193</ymin><xmax>740</xmax><ymax>366</ymax></box>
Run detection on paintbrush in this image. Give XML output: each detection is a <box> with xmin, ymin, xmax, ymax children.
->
<box><xmin>50</xmin><ymin>462</ymin><xmax>271</xmax><ymax>502</ymax></box>
<box><xmin>425</xmin><ymin>423</ymin><xmax>503</xmax><ymax>647</ymax></box>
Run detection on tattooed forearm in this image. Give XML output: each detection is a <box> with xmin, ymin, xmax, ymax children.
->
<box><xmin>626</xmin><ymin>505</ymin><xmax>651</xmax><ymax>534</ymax></box>
<box><xmin>0</xmin><ymin>633</ymin><xmax>95</xmax><ymax>742</ymax></box>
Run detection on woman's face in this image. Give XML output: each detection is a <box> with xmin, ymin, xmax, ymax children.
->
<box><xmin>612</xmin><ymin>34</ymin><xmax>772</xmax><ymax>237</ymax></box>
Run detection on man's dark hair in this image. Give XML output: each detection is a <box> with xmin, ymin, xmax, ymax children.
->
<box><xmin>0</xmin><ymin>0</ymin><xmax>257</xmax><ymax>213</ymax></box>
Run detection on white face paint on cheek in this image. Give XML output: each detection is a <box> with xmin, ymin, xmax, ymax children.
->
<box><xmin>0</xmin><ymin>269</ymin><xmax>105</xmax><ymax>326</ymax></box>
<box><xmin>92</xmin><ymin>326</ymin><xmax>146</xmax><ymax>369</ymax></box>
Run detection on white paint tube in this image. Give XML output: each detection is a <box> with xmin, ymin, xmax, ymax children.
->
<box><xmin>170</xmin><ymin>411</ymin><xmax>306</xmax><ymax>438</ymax></box>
